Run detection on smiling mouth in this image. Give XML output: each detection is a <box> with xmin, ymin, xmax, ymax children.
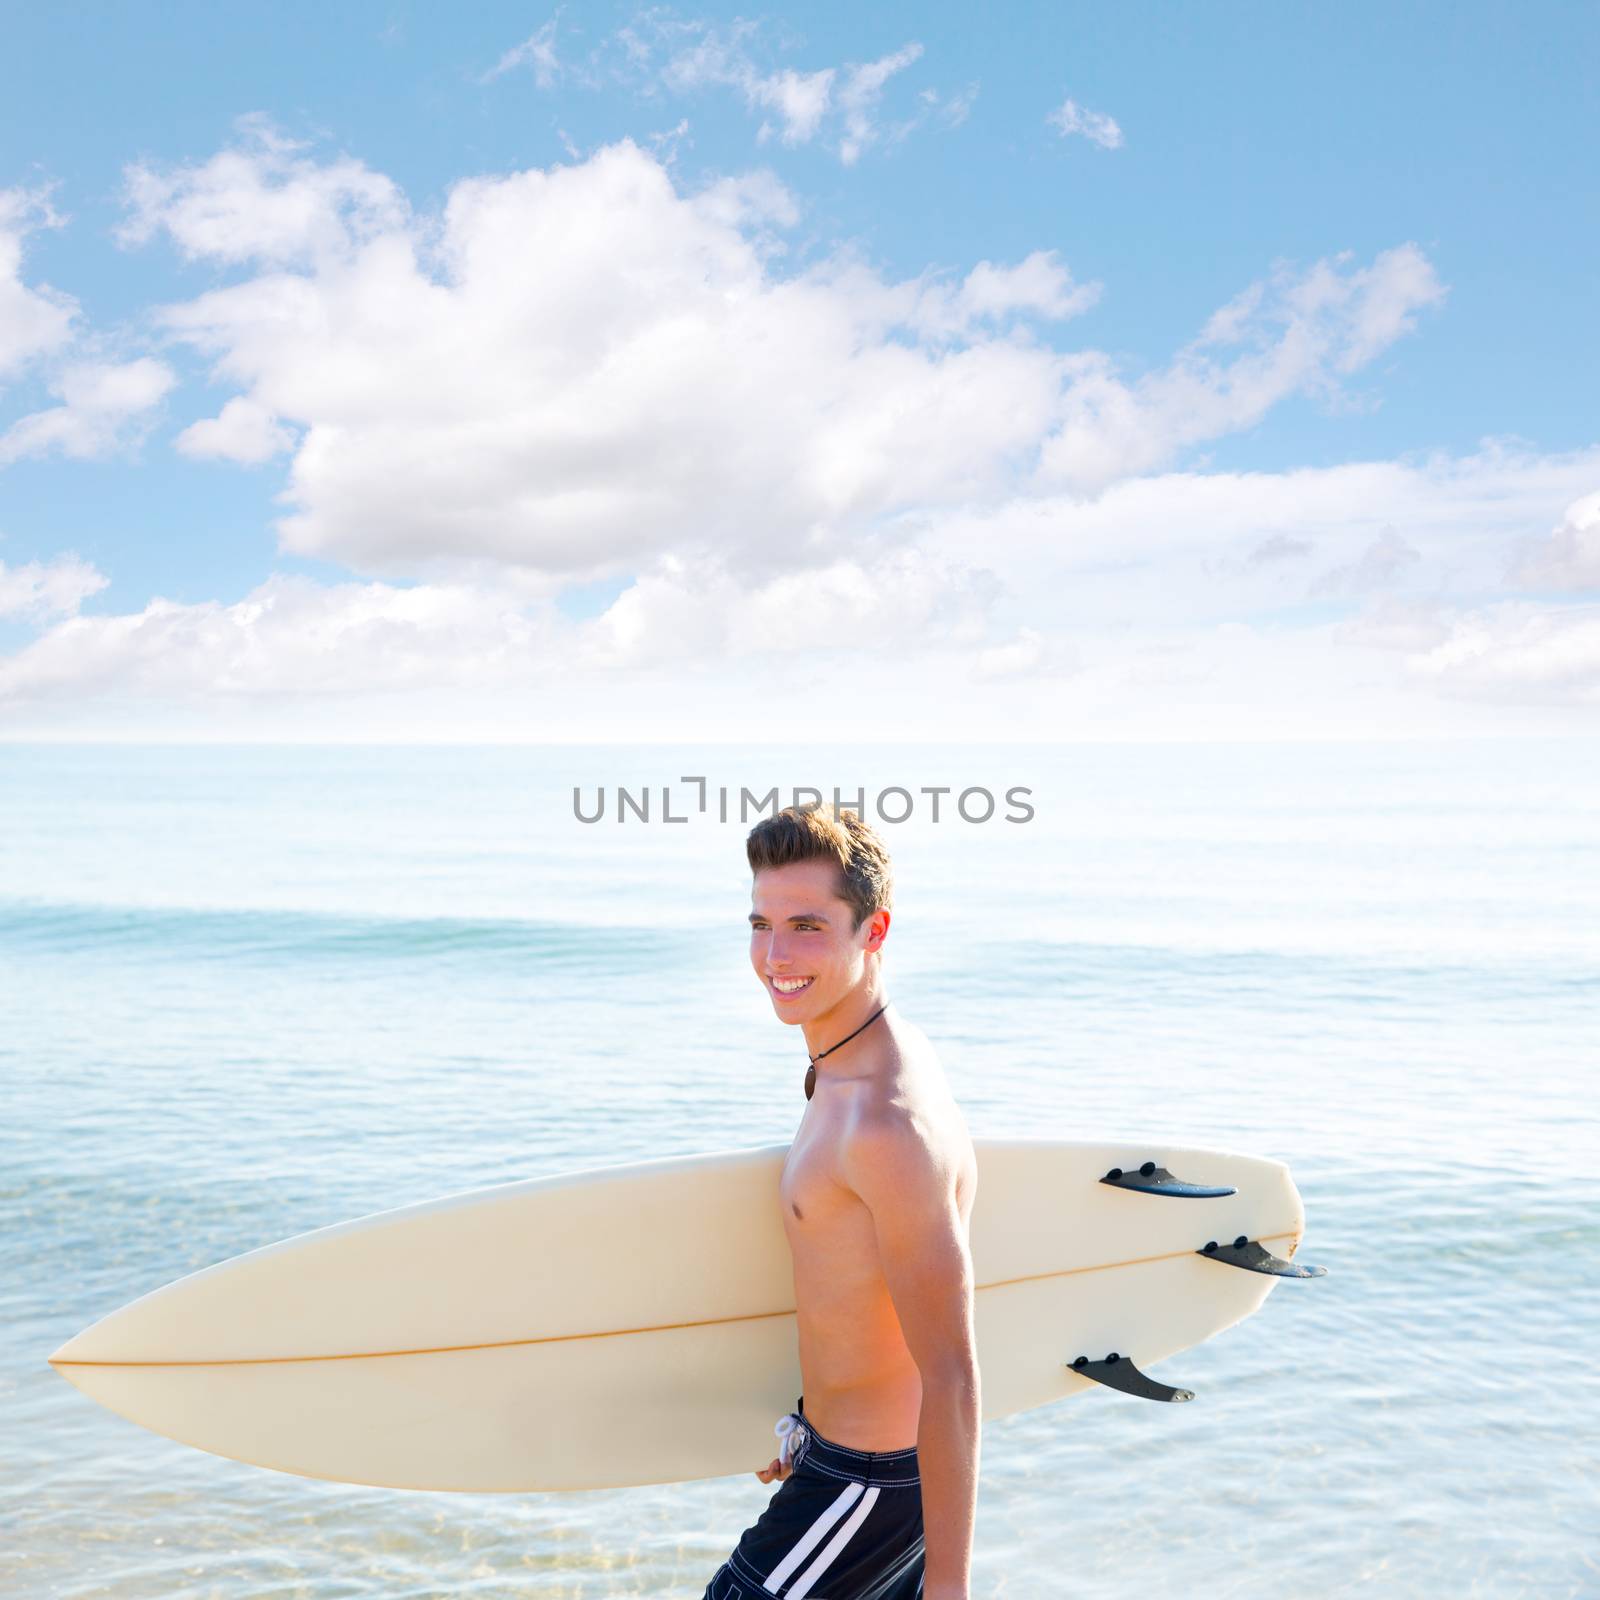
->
<box><xmin>769</xmin><ymin>976</ymin><xmax>815</xmax><ymax>999</ymax></box>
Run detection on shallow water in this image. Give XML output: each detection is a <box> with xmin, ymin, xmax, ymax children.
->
<box><xmin>3</xmin><ymin>740</ymin><xmax>1596</xmax><ymax>1598</ymax></box>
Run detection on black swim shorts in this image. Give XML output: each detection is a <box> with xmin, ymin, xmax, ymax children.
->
<box><xmin>703</xmin><ymin>1398</ymin><xmax>924</xmax><ymax>1600</ymax></box>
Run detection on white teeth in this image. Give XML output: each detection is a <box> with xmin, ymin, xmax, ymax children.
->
<box><xmin>773</xmin><ymin>977</ymin><xmax>812</xmax><ymax>993</ymax></box>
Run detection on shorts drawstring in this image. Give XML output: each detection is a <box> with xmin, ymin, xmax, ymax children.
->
<box><xmin>773</xmin><ymin>1409</ymin><xmax>808</xmax><ymax>1471</ymax></box>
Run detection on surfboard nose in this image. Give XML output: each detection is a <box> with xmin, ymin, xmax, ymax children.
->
<box><xmin>48</xmin><ymin>1326</ymin><xmax>96</xmax><ymax>1366</ymax></box>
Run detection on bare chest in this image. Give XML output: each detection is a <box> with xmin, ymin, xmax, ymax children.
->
<box><xmin>779</xmin><ymin>1118</ymin><xmax>861</xmax><ymax>1239</ymax></box>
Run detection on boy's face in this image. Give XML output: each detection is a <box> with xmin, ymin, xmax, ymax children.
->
<box><xmin>749</xmin><ymin>858</ymin><xmax>886</xmax><ymax>1024</ymax></box>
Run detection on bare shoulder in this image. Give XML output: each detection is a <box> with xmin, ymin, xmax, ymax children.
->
<box><xmin>846</xmin><ymin>1019</ymin><xmax>976</xmax><ymax>1207</ymax></box>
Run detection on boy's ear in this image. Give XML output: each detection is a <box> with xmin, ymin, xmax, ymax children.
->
<box><xmin>863</xmin><ymin>908</ymin><xmax>890</xmax><ymax>951</ymax></box>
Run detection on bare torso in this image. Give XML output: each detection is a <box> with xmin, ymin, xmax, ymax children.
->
<box><xmin>779</xmin><ymin>1015</ymin><xmax>977</xmax><ymax>1451</ymax></box>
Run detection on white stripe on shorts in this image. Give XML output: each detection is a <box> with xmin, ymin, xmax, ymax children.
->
<box><xmin>761</xmin><ymin>1480</ymin><xmax>864</xmax><ymax>1594</ymax></box>
<box><xmin>784</xmin><ymin>1483</ymin><xmax>882</xmax><ymax>1599</ymax></box>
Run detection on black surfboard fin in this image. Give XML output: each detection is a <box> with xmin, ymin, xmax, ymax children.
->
<box><xmin>1197</xmin><ymin>1235</ymin><xmax>1327</xmax><ymax>1278</ymax></box>
<box><xmin>1099</xmin><ymin>1160</ymin><xmax>1236</xmax><ymax>1198</ymax></box>
<box><xmin>1066</xmin><ymin>1352</ymin><xmax>1195</xmax><ymax>1402</ymax></box>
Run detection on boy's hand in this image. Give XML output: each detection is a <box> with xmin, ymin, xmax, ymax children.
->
<box><xmin>754</xmin><ymin>1456</ymin><xmax>793</xmax><ymax>1484</ymax></box>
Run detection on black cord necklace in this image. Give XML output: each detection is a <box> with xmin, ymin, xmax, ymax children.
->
<box><xmin>804</xmin><ymin>1002</ymin><xmax>890</xmax><ymax>1100</ymax></box>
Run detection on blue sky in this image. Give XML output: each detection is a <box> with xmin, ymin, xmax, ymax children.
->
<box><xmin>0</xmin><ymin>1</ymin><xmax>1596</xmax><ymax>740</ymax></box>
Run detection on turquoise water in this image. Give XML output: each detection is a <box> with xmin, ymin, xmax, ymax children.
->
<box><xmin>3</xmin><ymin>741</ymin><xmax>1597</xmax><ymax>1599</ymax></box>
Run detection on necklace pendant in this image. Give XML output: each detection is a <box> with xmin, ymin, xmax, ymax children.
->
<box><xmin>804</xmin><ymin>1065</ymin><xmax>815</xmax><ymax>1101</ymax></box>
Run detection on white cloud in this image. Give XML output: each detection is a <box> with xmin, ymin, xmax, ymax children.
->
<box><xmin>175</xmin><ymin>395</ymin><xmax>296</xmax><ymax>463</ymax></box>
<box><xmin>1308</xmin><ymin>525</ymin><xmax>1421</xmax><ymax>598</ymax></box>
<box><xmin>1197</xmin><ymin>244</ymin><xmax>1450</xmax><ymax>381</ymax></box>
<box><xmin>11</xmin><ymin>108</ymin><xmax>1581</xmax><ymax>741</ymax></box>
<box><xmin>118</xmin><ymin>129</ymin><xmax>1445</xmax><ymax>587</ymax></box>
<box><xmin>1046</xmin><ymin>96</ymin><xmax>1123</xmax><ymax>150</ymax></box>
<box><xmin>117</xmin><ymin>113</ymin><xmax>408</xmax><ymax>267</ymax></box>
<box><xmin>1250</xmin><ymin>533</ymin><xmax>1315</xmax><ymax>566</ymax></box>
<box><xmin>748</xmin><ymin>68</ymin><xmax>838</xmax><ymax>147</ymax></box>
<box><xmin>8</xmin><ymin>439</ymin><xmax>1597</xmax><ymax>742</ymax></box>
<box><xmin>648</xmin><ymin>18</ymin><xmax>860</xmax><ymax>152</ymax></box>
<box><xmin>941</xmin><ymin>251</ymin><xmax>1101</xmax><ymax>330</ymax></box>
<box><xmin>1334</xmin><ymin>587</ymin><xmax>1600</xmax><ymax>707</ymax></box>
<box><xmin>512</xmin><ymin>13</ymin><xmax>950</xmax><ymax>166</ymax></box>
<box><xmin>481</xmin><ymin>16</ymin><xmax>564</xmax><ymax>88</ymax></box>
<box><xmin>916</xmin><ymin>436</ymin><xmax>1600</xmax><ymax>634</ymax></box>
<box><xmin>586</xmin><ymin>547</ymin><xmax>999</xmax><ymax>669</ymax></box>
<box><xmin>1401</xmin><ymin>601</ymin><xmax>1600</xmax><ymax>703</ymax></box>
<box><xmin>0</xmin><ymin>547</ymin><xmax>1001</xmax><ymax>707</ymax></box>
<box><xmin>834</xmin><ymin>43</ymin><xmax>924</xmax><ymax>165</ymax></box>
<box><xmin>686</xmin><ymin>167</ymin><xmax>800</xmax><ymax>236</ymax></box>
<box><xmin>1509</xmin><ymin>489</ymin><xmax>1600</xmax><ymax>591</ymax></box>
<box><xmin>1328</xmin><ymin>244</ymin><xmax>1450</xmax><ymax>374</ymax></box>
<box><xmin>0</xmin><ymin>552</ymin><xmax>108</xmax><ymax>622</ymax></box>
<box><xmin>0</xmin><ymin>574</ymin><xmax>551</xmax><ymax>703</ymax></box>
<box><xmin>646</xmin><ymin>116</ymin><xmax>692</xmax><ymax>168</ymax></box>
<box><xmin>0</xmin><ymin>184</ymin><xmax>79</xmax><ymax>385</ymax></box>
<box><xmin>1035</xmin><ymin>244</ymin><xmax>1448</xmax><ymax>492</ymax></box>
<box><xmin>0</xmin><ymin>186</ymin><xmax>174</xmax><ymax>468</ymax></box>
<box><xmin>1333</xmin><ymin>596</ymin><xmax>1456</xmax><ymax>653</ymax></box>
<box><xmin>919</xmin><ymin>81</ymin><xmax>979</xmax><ymax>131</ymax></box>
<box><xmin>128</xmin><ymin>134</ymin><xmax>1086</xmax><ymax>576</ymax></box>
<box><xmin>0</xmin><ymin>356</ymin><xmax>176</xmax><ymax>465</ymax></box>
<box><xmin>970</xmin><ymin>627</ymin><xmax>1078</xmax><ymax>682</ymax></box>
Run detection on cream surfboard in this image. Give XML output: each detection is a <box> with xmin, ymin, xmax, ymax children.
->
<box><xmin>48</xmin><ymin>1138</ymin><xmax>1321</xmax><ymax>1491</ymax></box>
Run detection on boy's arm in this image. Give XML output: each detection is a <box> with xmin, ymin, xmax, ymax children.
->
<box><xmin>840</xmin><ymin>1119</ymin><xmax>980</xmax><ymax>1600</ymax></box>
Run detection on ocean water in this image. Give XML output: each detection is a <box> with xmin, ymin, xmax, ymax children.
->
<box><xmin>2</xmin><ymin>740</ymin><xmax>1596</xmax><ymax>1599</ymax></box>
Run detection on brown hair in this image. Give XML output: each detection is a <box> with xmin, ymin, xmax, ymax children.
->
<box><xmin>746</xmin><ymin>805</ymin><xmax>894</xmax><ymax>932</ymax></box>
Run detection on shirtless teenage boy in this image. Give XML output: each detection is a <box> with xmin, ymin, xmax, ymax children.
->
<box><xmin>702</xmin><ymin>805</ymin><xmax>980</xmax><ymax>1600</ymax></box>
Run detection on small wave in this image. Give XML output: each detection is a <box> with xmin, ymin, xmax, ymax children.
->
<box><xmin>0</xmin><ymin>898</ymin><xmax>675</xmax><ymax>967</ymax></box>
